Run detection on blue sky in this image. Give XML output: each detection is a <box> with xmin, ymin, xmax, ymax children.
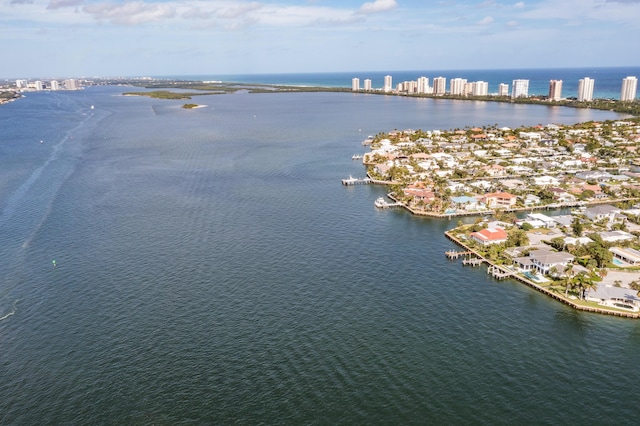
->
<box><xmin>2</xmin><ymin>0</ymin><xmax>640</xmax><ymax>78</ymax></box>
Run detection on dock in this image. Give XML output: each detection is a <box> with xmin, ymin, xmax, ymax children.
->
<box><xmin>487</xmin><ymin>265</ymin><xmax>513</xmax><ymax>279</ymax></box>
<box><xmin>462</xmin><ymin>257</ymin><xmax>484</xmax><ymax>267</ymax></box>
<box><xmin>445</xmin><ymin>250</ymin><xmax>473</xmax><ymax>259</ymax></box>
<box><xmin>342</xmin><ymin>175</ymin><xmax>371</xmax><ymax>185</ymax></box>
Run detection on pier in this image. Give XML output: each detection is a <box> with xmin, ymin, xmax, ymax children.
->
<box><xmin>462</xmin><ymin>257</ymin><xmax>484</xmax><ymax>267</ymax></box>
<box><xmin>487</xmin><ymin>265</ymin><xmax>513</xmax><ymax>279</ymax></box>
<box><xmin>445</xmin><ymin>250</ymin><xmax>473</xmax><ymax>259</ymax></box>
<box><xmin>342</xmin><ymin>175</ymin><xmax>371</xmax><ymax>185</ymax></box>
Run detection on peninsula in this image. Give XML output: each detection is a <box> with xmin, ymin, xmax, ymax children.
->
<box><xmin>352</xmin><ymin>118</ymin><xmax>640</xmax><ymax>317</ymax></box>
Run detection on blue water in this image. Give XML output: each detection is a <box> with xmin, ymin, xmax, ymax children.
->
<box><xmin>1</xmin><ymin>86</ymin><xmax>639</xmax><ymax>424</ymax></box>
<box><xmin>169</xmin><ymin>66</ymin><xmax>640</xmax><ymax>100</ymax></box>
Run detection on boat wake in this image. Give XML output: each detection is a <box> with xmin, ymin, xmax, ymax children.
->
<box><xmin>0</xmin><ymin>299</ymin><xmax>20</xmax><ymax>322</ymax></box>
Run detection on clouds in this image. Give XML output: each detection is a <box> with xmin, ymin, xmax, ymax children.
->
<box><xmin>358</xmin><ymin>0</ymin><xmax>397</xmax><ymax>14</ymax></box>
<box><xmin>83</xmin><ymin>2</ymin><xmax>176</xmax><ymax>25</ymax></box>
<box><xmin>2</xmin><ymin>0</ymin><xmax>639</xmax><ymax>77</ymax></box>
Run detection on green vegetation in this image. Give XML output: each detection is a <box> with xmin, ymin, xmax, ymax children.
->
<box><xmin>122</xmin><ymin>90</ymin><xmax>218</xmax><ymax>100</ymax></box>
<box><xmin>182</xmin><ymin>103</ymin><xmax>199</xmax><ymax>109</ymax></box>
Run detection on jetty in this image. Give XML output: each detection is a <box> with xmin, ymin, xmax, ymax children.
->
<box><xmin>342</xmin><ymin>175</ymin><xmax>371</xmax><ymax>185</ymax></box>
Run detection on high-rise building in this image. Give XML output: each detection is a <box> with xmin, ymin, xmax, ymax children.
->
<box><xmin>548</xmin><ymin>80</ymin><xmax>563</xmax><ymax>101</ymax></box>
<box><xmin>50</xmin><ymin>80</ymin><xmax>60</xmax><ymax>90</ymax></box>
<box><xmin>473</xmin><ymin>81</ymin><xmax>488</xmax><ymax>96</ymax></box>
<box><xmin>64</xmin><ymin>79</ymin><xmax>79</xmax><ymax>90</ymax></box>
<box><xmin>351</xmin><ymin>78</ymin><xmax>360</xmax><ymax>91</ymax></box>
<box><xmin>363</xmin><ymin>79</ymin><xmax>372</xmax><ymax>91</ymax></box>
<box><xmin>511</xmin><ymin>79</ymin><xmax>529</xmax><ymax>98</ymax></box>
<box><xmin>383</xmin><ymin>75</ymin><xmax>393</xmax><ymax>93</ymax></box>
<box><xmin>577</xmin><ymin>77</ymin><xmax>594</xmax><ymax>101</ymax></box>
<box><xmin>498</xmin><ymin>83</ymin><xmax>509</xmax><ymax>96</ymax></box>
<box><xmin>16</xmin><ymin>79</ymin><xmax>27</xmax><ymax>89</ymax></box>
<box><xmin>450</xmin><ymin>78</ymin><xmax>467</xmax><ymax>95</ymax></box>
<box><xmin>34</xmin><ymin>81</ymin><xmax>44</xmax><ymax>91</ymax></box>
<box><xmin>620</xmin><ymin>76</ymin><xmax>638</xmax><ymax>102</ymax></box>
<box><xmin>433</xmin><ymin>77</ymin><xmax>446</xmax><ymax>95</ymax></box>
<box><xmin>417</xmin><ymin>77</ymin><xmax>429</xmax><ymax>94</ymax></box>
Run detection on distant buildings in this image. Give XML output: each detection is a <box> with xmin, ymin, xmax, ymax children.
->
<box><xmin>383</xmin><ymin>75</ymin><xmax>393</xmax><ymax>93</ymax></box>
<box><xmin>473</xmin><ymin>81</ymin><xmax>488</xmax><ymax>96</ymax></box>
<box><xmin>433</xmin><ymin>77</ymin><xmax>447</xmax><ymax>95</ymax></box>
<box><xmin>450</xmin><ymin>78</ymin><xmax>467</xmax><ymax>96</ymax></box>
<box><xmin>347</xmin><ymin>73</ymin><xmax>638</xmax><ymax>100</ymax></box>
<box><xmin>620</xmin><ymin>76</ymin><xmax>638</xmax><ymax>102</ymax></box>
<box><xmin>549</xmin><ymin>80</ymin><xmax>562</xmax><ymax>101</ymax></box>
<box><xmin>417</xmin><ymin>77</ymin><xmax>429</xmax><ymax>94</ymax></box>
<box><xmin>511</xmin><ymin>79</ymin><xmax>529</xmax><ymax>98</ymax></box>
<box><xmin>351</xmin><ymin>78</ymin><xmax>360</xmax><ymax>91</ymax></box>
<box><xmin>577</xmin><ymin>77</ymin><xmax>594</xmax><ymax>101</ymax></box>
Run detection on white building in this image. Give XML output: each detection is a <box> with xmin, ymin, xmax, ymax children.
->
<box><xmin>498</xmin><ymin>83</ymin><xmax>509</xmax><ymax>96</ymax></box>
<box><xmin>473</xmin><ymin>81</ymin><xmax>488</xmax><ymax>96</ymax></box>
<box><xmin>511</xmin><ymin>79</ymin><xmax>529</xmax><ymax>98</ymax></box>
<box><xmin>417</xmin><ymin>77</ymin><xmax>429</xmax><ymax>94</ymax></box>
<box><xmin>620</xmin><ymin>76</ymin><xmax>638</xmax><ymax>102</ymax></box>
<box><xmin>351</xmin><ymin>78</ymin><xmax>360</xmax><ymax>91</ymax></box>
<box><xmin>16</xmin><ymin>79</ymin><xmax>27</xmax><ymax>89</ymax></box>
<box><xmin>450</xmin><ymin>78</ymin><xmax>467</xmax><ymax>95</ymax></box>
<box><xmin>64</xmin><ymin>79</ymin><xmax>79</xmax><ymax>90</ymax></box>
<box><xmin>549</xmin><ymin>80</ymin><xmax>562</xmax><ymax>101</ymax></box>
<box><xmin>50</xmin><ymin>80</ymin><xmax>60</xmax><ymax>90</ymax></box>
<box><xmin>433</xmin><ymin>77</ymin><xmax>446</xmax><ymax>95</ymax></box>
<box><xmin>577</xmin><ymin>77</ymin><xmax>594</xmax><ymax>101</ymax></box>
<box><xmin>363</xmin><ymin>79</ymin><xmax>372</xmax><ymax>91</ymax></box>
<box><xmin>383</xmin><ymin>75</ymin><xmax>393</xmax><ymax>93</ymax></box>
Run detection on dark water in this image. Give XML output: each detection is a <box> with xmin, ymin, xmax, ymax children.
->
<box><xmin>1</xmin><ymin>87</ymin><xmax>639</xmax><ymax>424</ymax></box>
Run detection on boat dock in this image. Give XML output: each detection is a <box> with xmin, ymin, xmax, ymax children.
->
<box><xmin>462</xmin><ymin>257</ymin><xmax>484</xmax><ymax>267</ymax></box>
<box><xmin>375</xmin><ymin>197</ymin><xmax>402</xmax><ymax>209</ymax></box>
<box><xmin>487</xmin><ymin>265</ymin><xmax>513</xmax><ymax>279</ymax></box>
<box><xmin>445</xmin><ymin>250</ymin><xmax>473</xmax><ymax>259</ymax></box>
<box><xmin>342</xmin><ymin>175</ymin><xmax>371</xmax><ymax>185</ymax></box>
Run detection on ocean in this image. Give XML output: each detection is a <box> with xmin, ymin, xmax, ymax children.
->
<box><xmin>171</xmin><ymin>66</ymin><xmax>640</xmax><ymax>100</ymax></box>
<box><xmin>1</xmin><ymin>74</ymin><xmax>640</xmax><ymax>424</ymax></box>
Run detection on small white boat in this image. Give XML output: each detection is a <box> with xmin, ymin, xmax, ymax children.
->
<box><xmin>352</xmin><ymin>154</ymin><xmax>363</xmax><ymax>160</ymax></box>
<box><xmin>375</xmin><ymin>197</ymin><xmax>391</xmax><ymax>208</ymax></box>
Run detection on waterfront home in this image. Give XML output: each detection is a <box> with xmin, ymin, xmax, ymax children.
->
<box><xmin>585</xmin><ymin>284</ymin><xmax>640</xmax><ymax>312</ymax></box>
<box><xmin>403</xmin><ymin>187</ymin><xmax>436</xmax><ymax>203</ymax></box>
<box><xmin>451</xmin><ymin>196</ymin><xmax>482</xmax><ymax>211</ymax></box>
<box><xmin>469</xmin><ymin>227</ymin><xmax>509</xmax><ymax>246</ymax></box>
<box><xmin>526</xmin><ymin>249</ymin><xmax>575</xmax><ymax>276</ymax></box>
<box><xmin>584</xmin><ymin>204</ymin><xmax>621</xmax><ymax>222</ymax></box>
<box><xmin>480</xmin><ymin>192</ymin><xmax>517</xmax><ymax>208</ymax></box>
<box><xmin>526</xmin><ymin>213</ymin><xmax>557</xmax><ymax>228</ymax></box>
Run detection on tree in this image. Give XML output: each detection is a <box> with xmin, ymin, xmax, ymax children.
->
<box><xmin>572</xmin><ymin>218</ymin><xmax>584</xmax><ymax>237</ymax></box>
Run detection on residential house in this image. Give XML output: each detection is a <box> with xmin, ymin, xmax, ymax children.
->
<box><xmin>469</xmin><ymin>227</ymin><xmax>509</xmax><ymax>246</ymax></box>
<box><xmin>480</xmin><ymin>192</ymin><xmax>517</xmax><ymax>208</ymax></box>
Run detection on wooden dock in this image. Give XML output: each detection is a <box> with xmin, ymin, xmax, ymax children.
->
<box><xmin>487</xmin><ymin>265</ymin><xmax>513</xmax><ymax>279</ymax></box>
<box><xmin>341</xmin><ymin>176</ymin><xmax>371</xmax><ymax>185</ymax></box>
<box><xmin>462</xmin><ymin>258</ymin><xmax>484</xmax><ymax>267</ymax></box>
<box><xmin>445</xmin><ymin>250</ymin><xmax>473</xmax><ymax>259</ymax></box>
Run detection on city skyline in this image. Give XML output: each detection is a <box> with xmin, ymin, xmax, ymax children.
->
<box><xmin>2</xmin><ymin>0</ymin><xmax>640</xmax><ymax>78</ymax></box>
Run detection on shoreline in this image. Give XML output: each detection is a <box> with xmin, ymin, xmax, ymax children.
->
<box><xmin>443</xmin><ymin>230</ymin><xmax>639</xmax><ymax>319</ymax></box>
